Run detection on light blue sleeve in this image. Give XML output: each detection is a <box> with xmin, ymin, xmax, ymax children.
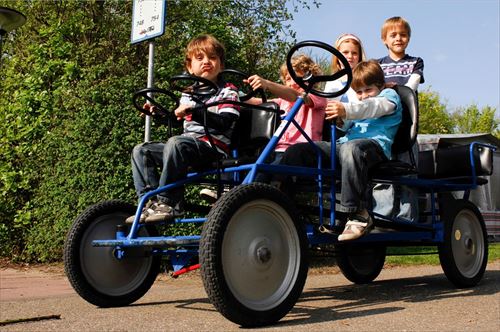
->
<box><xmin>379</xmin><ymin>89</ymin><xmax>403</xmax><ymax>113</ymax></box>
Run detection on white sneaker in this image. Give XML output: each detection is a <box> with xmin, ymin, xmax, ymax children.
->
<box><xmin>337</xmin><ymin>213</ymin><xmax>373</xmax><ymax>241</ymax></box>
<box><xmin>125</xmin><ymin>200</ymin><xmax>156</xmax><ymax>224</ymax></box>
<box><xmin>144</xmin><ymin>202</ymin><xmax>178</xmax><ymax>223</ymax></box>
<box><xmin>200</xmin><ymin>187</ymin><xmax>229</xmax><ymax>203</ymax></box>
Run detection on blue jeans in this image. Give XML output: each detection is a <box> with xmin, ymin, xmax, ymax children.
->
<box><xmin>372</xmin><ymin>143</ymin><xmax>419</xmax><ymax>222</ymax></box>
<box><xmin>131</xmin><ymin>135</ymin><xmax>222</xmax><ymax>206</ymax></box>
<box><xmin>280</xmin><ymin>139</ymin><xmax>386</xmax><ymax>213</ymax></box>
<box><xmin>255</xmin><ymin>151</ymin><xmax>284</xmax><ymax>183</ymax></box>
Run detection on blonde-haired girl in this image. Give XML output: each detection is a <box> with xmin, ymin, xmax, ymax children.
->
<box><xmin>325</xmin><ymin>33</ymin><xmax>367</xmax><ymax>102</ymax></box>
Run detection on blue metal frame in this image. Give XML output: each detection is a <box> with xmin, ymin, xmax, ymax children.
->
<box><xmin>91</xmin><ymin>92</ymin><xmax>497</xmax><ymax>272</ymax></box>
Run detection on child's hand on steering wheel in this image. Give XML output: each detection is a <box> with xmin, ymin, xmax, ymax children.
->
<box><xmin>140</xmin><ymin>103</ymin><xmax>156</xmax><ymax>117</ymax></box>
<box><xmin>174</xmin><ymin>104</ymin><xmax>193</xmax><ymax>121</ymax></box>
<box><xmin>245</xmin><ymin>75</ymin><xmax>268</xmax><ymax>92</ymax></box>
<box><xmin>141</xmin><ymin>102</ymin><xmax>164</xmax><ymax>117</ymax></box>
<box><xmin>325</xmin><ymin>100</ymin><xmax>346</xmax><ymax>121</ymax></box>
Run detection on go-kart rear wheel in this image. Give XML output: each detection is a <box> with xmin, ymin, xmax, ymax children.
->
<box><xmin>335</xmin><ymin>244</ymin><xmax>386</xmax><ymax>284</ymax></box>
<box><xmin>438</xmin><ymin>200</ymin><xmax>488</xmax><ymax>288</ymax></box>
<box><xmin>200</xmin><ymin>183</ymin><xmax>309</xmax><ymax>327</ymax></box>
<box><xmin>64</xmin><ymin>200</ymin><xmax>161</xmax><ymax>307</ymax></box>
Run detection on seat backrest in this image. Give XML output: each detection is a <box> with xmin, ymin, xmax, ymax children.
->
<box><xmin>322</xmin><ymin>86</ymin><xmax>418</xmax><ymax>150</ymax></box>
<box><xmin>232</xmin><ymin>102</ymin><xmax>281</xmax><ymax>156</ymax></box>
<box><xmin>391</xmin><ymin>85</ymin><xmax>419</xmax><ymax>155</ymax></box>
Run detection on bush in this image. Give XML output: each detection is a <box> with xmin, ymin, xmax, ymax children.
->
<box><xmin>0</xmin><ymin>0</ymin><xmax>299</xmax><ymax>262</ymax></box>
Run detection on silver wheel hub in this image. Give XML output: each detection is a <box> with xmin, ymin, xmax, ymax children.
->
<box><xmin>221</xmin><ymin>199</ymin><xmax>301</xmax><ymax>311</ymax></box>
<box><xmin>256</xmin><ymin>246</ymin><xmax>271</xmax><ymax>264</ymax></box>
<box><xmin>452</xmin><ymin>209</ymin><xmax>484</xmax><ymax>278</ymax></box>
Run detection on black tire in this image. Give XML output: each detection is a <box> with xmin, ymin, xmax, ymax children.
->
<box><xmin>438</xmin><ymin>200</ymin><xmax>488</xmax><ymax>288</ymax></box>
<box><xmin>63</xmin><ymin>200</ymin><xmax>161</xmax><ymax>307</ymax></box>
<box><xmin>335</xmin><ymin>244</ymin><xmax>386</xmax><ymax>284</ymax></box>
<box><xmin>200</xmin><ymin>183</ymin><xmax>309</xmax><ymax>327</ymax></box>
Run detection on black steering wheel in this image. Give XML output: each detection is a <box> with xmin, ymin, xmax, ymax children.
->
<box><xmin>133</xmin><ymin>87</ymin><xmax>180</xmax><ymax>119</ymax></box>
<box><xmin>168</xmin><ymin>73</ymin><xmax>219</xmax><ymax>100</ymax></box>
<box><xmin>286</xmin><ymin>40</ymin><xmax>353</xmax><ymax>98</ymax></box>
<box><xmin>217</xmin><ymin>68</ymin><xmax>267</xmax><ymax>103</ymax></box>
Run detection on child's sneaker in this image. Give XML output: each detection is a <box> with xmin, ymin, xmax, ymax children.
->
<box><xmin>125</xmin><ymin>212</ymin><xmax>146</xmax><ymax>224</ymax></box>
<box><xmin>338</xmin><ymin>212</ymin><xmax>373</xmax><ymax>241</ymax></box>
<box><xmin>125</xmin><ymin>201</ymin><xmax>156</xmax><ymax>224</ymax></box>
<box><xmin>199</xmin><ymin>187</ymin><xmax>229</xmax><ymax>203</ymax></box>
<box><xmin>144</xmin><ymin>202</ymin><xmax>179</xmax><ymax>223</ymax></box>
<box><xmin>200</xmin><ymin>188</ymin><xmax>218</xmax><ymax>203</ymax></box>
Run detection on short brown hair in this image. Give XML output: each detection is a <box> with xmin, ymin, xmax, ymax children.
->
<box><xmin>279</xmin><ymin>54</ymin><xmax>322</xmax><ymax>82</ymax></box>
<box><xmin>381</xmin><ymin>16</ymin><xmax>411</xmax><ymax>39</ymax></box>
<box><xmin>184</xmin><ymin>34</ymin><xmax>226</xmax><ymax>69</ymax></box>
<box><xmin>351</xmin><ymin>60</ymin><xmax>385</xmax><ymax>91</ymax></box>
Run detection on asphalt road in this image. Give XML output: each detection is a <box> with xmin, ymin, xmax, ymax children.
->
<box><xmin>1</xmin><ymin>262</ymin><xmax>499</xmax><ymax>331</ymax></box>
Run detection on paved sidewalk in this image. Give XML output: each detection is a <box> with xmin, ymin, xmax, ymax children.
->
<box><xmin>1</xmin><ymin>266</ymin><xmax>73</xmax><ymax>301</ymax></box>
<box><xmin>1</xmin><ymin>262</ymin><xmax>499</xmax><ymax>331</ymax></box>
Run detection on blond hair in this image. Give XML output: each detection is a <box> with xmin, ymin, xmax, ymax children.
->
<box><xmin>351</xmin><ymin>60</ymin><xmax>385</xmax><ymax>91</ymax></box>
<box><xmin>184</xmin><ymin>34</ymin><xmax>226</xmax><ymax>70</ymax></box>
<box><xmin>331</xmin><ymin>33</ymin><xmax>367</xmax><ymax>73</ymax></box>
<box><xmin>279</xmin><ymin>54</ymin><xmax>322</xmax><ymax>82</ymax></box>
<box><xmin>381</xmin><ymin>16</ymin><xmax>412</xmax><ymax>39</ymax></box>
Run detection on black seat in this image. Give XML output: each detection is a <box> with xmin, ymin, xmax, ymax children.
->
<box><xmin>195</xmin><ymin>102</ymin><xmax>281</xmax><ymax>203</ymax></box>
<box><xmin>418</xmin><ymin>143</ymin><xmax>493</xmax><ymax>183</ymax></box>
<box><xmin>371</xmin><ymin>85</ymin><xmax>419</xmax><ymax>177</ymax></box>
<box><xmin>220</xmin><ymin>102</ymin><xmax>282</xmax><ymax>167</ymax></box>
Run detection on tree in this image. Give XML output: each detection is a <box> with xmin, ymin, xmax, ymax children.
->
<box><xmin>452</xmin><ymin>105</ymin><xmax>500</xmax><ymax>137</ymax></box>
<box><xmin>0</xmin><ymin>0</ymin><xmax>318</xmax><ymax>262</ymax></box>
<box><xmin>417</xmin><ymin>89</ymin><xmax>454</xmax><ymax>134</ymax></box>
<box><xmin>417</xmin><ymin>88</ymin><xmax>499</xmax><ymax>138</ymax></box>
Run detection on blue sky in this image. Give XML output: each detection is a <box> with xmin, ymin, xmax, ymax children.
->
<box><xmin>287</xmin><ymin>0</ymin><xmax>499</xmax><ymax>114</ymax></box>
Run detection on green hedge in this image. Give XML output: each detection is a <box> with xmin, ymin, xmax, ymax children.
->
<box><xmin>0</xmin><ymin>0</ymin><xmax>299</xmax><ymax>262</ymax></box>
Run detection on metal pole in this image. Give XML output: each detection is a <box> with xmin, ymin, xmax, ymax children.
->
<box><xmin>144</xmin><ymin>40</ymin><xmax>155</xmax><ymax>142</ymax></box>
<box><xmin>0</xmin><ymin>32</ymin><xmax>4</xmax><ymax>73</ymax></box>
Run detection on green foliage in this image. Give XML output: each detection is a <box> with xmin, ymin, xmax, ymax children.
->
<box><xmin>1</xmin><ymin>0</ymin><xmax>144</xmax><ymax>261</ymax></box>
<box><xmin>417</xmin><ymin>88</ymin><xmax>454</xmax><ymax>134</ymax></box>
<box><xmin>452</xmin><ymin>105</ymin><xmax>500</xmax><ymax>138</ymax></box>
<box><xmin>417</xmin><ymin>88</ymin><xmax>499</xmax><ymax>138</ymax></box>
<box><xmin>0</xmin><ymin>0</ymin><xmax>315</xmax><ymax>262</ymax></box>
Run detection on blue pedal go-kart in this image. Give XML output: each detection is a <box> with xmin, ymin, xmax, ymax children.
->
<box><xmin>63</xmin><ymin>41</ymin><xmax>497</xmax><ymax>327</ymax></box>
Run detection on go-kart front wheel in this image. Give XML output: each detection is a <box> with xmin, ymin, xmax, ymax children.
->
<box><xmin>200</xmin><ymin>183</ymin><xmax>309</xmax><ymax>327</ymax></box>
<box><xmin>64</xmin><ymin>200</ymin><xmax>161</xmax><ymax>307</ymax></box>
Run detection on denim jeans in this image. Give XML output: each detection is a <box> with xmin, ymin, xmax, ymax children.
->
<box><xmin>280</xmin><ymin>139</ymin><xmax>386</xmax><ymax>213</ymax></box>
<box><xmin>372</xmin><ymin>143</ymin><xmax>419</xmax><ymax>222</ymax></box>
<box><xmin>131</xmin><ymin>135</ymin><xmax>221</xmax><ymax>206</ymax></box>
<box><xmin>255</xmin><ymin>151</ymin><xmax>284</xmax><ymax>183</ymax></box>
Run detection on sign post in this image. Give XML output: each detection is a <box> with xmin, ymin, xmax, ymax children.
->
<box><xmin>131</xmin><ymin>0</ymin><xmax>166</xmax><ymax>142</ymax></box>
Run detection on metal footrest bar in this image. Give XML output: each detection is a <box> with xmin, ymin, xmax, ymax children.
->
<box><xmin>92</xmin><ymin>235</ymin><xmax>200</xmax><ymax>247</ymax></box>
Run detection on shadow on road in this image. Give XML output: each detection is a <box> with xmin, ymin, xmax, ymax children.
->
<box><xmin>119</xmin><ymin>269</ymin><xmax>498</xmax><ymax>328</ymax></box>
<box><xmin>276</xmin><ymin>269</ymin><xmax>500</xmax><ymax>327</ymax></box>
<box><xmin>129</xmin><ymin>296</ymin><xmax>213</xmax><ymax>312</ymax></box>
